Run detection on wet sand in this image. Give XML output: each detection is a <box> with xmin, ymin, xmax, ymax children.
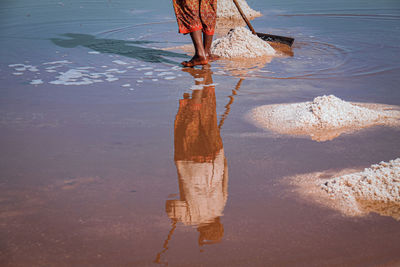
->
<box><xmin>1</xmin><ymin>0</ymin><xmax>400</xmax><ymax>266</ymax></box>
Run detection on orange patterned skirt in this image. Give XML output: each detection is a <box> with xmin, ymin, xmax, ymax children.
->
<box><xmin>172</xmin><ymin>0</ymin><xmax>217</xmax><ymax>35</ymax></box>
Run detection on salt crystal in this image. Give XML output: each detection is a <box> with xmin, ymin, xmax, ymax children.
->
<box><xmin>217</xmin><ymin>0</ymin><xmax>261</xmax><ymax>19</ymax></box>
<box><xmin>211</xmin><ymin>27</ymin><xmax>275</xmax><ymax>58</ymax></box>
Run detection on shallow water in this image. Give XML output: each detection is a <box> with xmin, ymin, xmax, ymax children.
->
<box><xmin>1</xmin><ymin>0</ymin><xmax>400</xmax><ymax>266</ymax></box>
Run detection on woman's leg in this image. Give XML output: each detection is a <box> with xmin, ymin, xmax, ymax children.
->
<box><xmin>203</xmin><ymin>33</ymin><xmax>218</xmax><ymax>60</ymax></box>
<box><xmin>181</xmin><ymin>30</ymin><xmax>208</xmax><ymax>67</ymax></box>
<box><xmin>200</xmin><ymin>0</ymin><xmax>218</xmax><ymax>60</ymax></box>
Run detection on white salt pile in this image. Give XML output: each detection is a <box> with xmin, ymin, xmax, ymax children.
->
<box><xmin>249</xmin><ymin>95</ymin><xmax>400</xmax><ymax>141</ymax></box>
<box><xmin>217</xmin><ymin>0</ymin><xmax>261</xmax><ymax>19</ymax></box>
<box><xmin>289</xmin><ymin>159</ymin><xmax>400</xmax><ymax>220</ymax></box>
<box><xmin>211</xmin><ymin>27</ymin><xmax>276</xmax><ymax>58</ymax></box>
<box><xmin>321</xmin><ymin>158</ymin><xmax>400</xmax><ymax>218</ymax></box>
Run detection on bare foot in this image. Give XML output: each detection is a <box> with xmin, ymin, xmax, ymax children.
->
<box><xmin>181</xmin><ymin>55</ymin><xmax>208</xmax><ymax>67</ymax></box>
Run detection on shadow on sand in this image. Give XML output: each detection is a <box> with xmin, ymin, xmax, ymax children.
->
<box><xmin>51</xmin><ymin>33</ymin><xmax>188</xmax><ymax>65</ymax></box>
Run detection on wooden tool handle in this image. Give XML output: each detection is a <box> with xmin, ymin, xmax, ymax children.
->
<box><xmin>232</xmin><ymin>0</ymin><xmax>256</xmax><ymax>35</ymax></box>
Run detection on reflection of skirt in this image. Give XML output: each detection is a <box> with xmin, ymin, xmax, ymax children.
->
<box><xmin>172</xmin><ymin>0</ymin><xmax>217</xmax><ymax>35</ymax></box>
<box><xmin>174</xmin><ymin>87</ymin><xmax>223</xmax><ymax>163</ymax></box>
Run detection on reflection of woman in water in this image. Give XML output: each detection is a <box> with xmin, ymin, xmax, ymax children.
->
<box><xmin>167</xmin><ymin>66</ymin><xmax>228</xmax><ymax>245</ymax></box>
<box><xmin>154</xmin><ymin>67</ymin><xmax>233</xmax><ymax>265</ymax></box>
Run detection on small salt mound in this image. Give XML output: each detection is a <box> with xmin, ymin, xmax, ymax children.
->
<box><xmin>321</xmin><ymin>158</ymin><xmax>400</xmax><ymax>219</ymax></box>
<box><xmin>249</xmin><ymin>95</ymin><xmax>400</xmax><ymax>141</ymax></box>
<box><xmin>217</xmin><ymin>0</ymin><xmax>261</xmax><ymax>19</ymax></box>
<box><xmin>300</xmin><ymin>95</ymin><xmax>382</xmax><ymax>129</ymax></box>
<box><xmin>211</xmin><ymin>27</ymin><xmax>276</xmax><ymax>58</ymax></box>
<box><xmin>288</xmin><ymin>159</ymin><xmax>400</xmax><ymax>220</ymax></box>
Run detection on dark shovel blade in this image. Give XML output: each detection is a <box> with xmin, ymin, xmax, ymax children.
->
<box><xmin>256</xmin><ymin>32</ymin><xmax>295</xmax><ymax>47</ymax></box>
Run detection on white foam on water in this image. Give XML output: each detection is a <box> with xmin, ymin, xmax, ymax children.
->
<box><xmin>45</xmin><ymin>65</ymin><xmax>63</xmax><ymax>70</ymax></box>
<box><xmin>121</xmin><ymin>84</ymin><xmax>131</xmax><ymax>87</ymax></box>
<box><xmin>214</xmin><ymin>71</ymin><xmax>227</xmax><ymax>75</ymax></box>
<box><xmin>190</xmin><ymin>84</ymin><xmax>204</xmax><ymax>90</ymax></box>
<box><xmin>48</xmin><ymin>68</ymin><xmax>123</xmax><ymax>85</ymax></box>
<box><xmin>88</xmin><ymin>51</ymin><xmax>100</xmax><ymax>54</ymax></box>
<box><xmin>194</xmin><ymin>78</ymin><xmax>204</xmax><ymax>82</ymax></box>
<box><xmin>28</xmin><ymin>67</ymin><xmax>39</xmax><ymax>72</ymax></box>
<box><xmin>103</xmin><ymin>68</ymin><xmax>126</xmax><ymax>74</ymax></box>
<box><xmin>258</xmin><ymin>70</ymin><xmax>271</xmax><ymax>73</ymax></box>
<box><xmin>43</xmin><ymin>60</ymin><xmax>72</xmax><ymax>65</ymax></box>
<box><xmin>136</xmin><ymin>67</ymin><xmax>153</xmax><ymax>71</ymax></box>
<box><xmin>9</xmin><ymin>64</ymin><xmax>39</xmax><ymax>72</ymax></box>
<box><xmin>158</xmin><ymin>72</ymin><xmax>174</xmax><ymax>76</ymax></box>
<box><xmin>77</xmin><ymin>67</ymin><xmax>95</xmax><ymax>70</ymax></box>
<box><xmin>30</xmin><ymin>79</ymin><xmax>43</xmax><ymax>85</ymax></box>
<box><xmin>9</xmin><ymin>56</ymin><xmax>168</xmax><ymax>88</ymax></box>
<box><xmin>112</xmin><ymin>60</ymin><xmax>129</xmax><ymax>65</ymax></box>
<box><xmin>49</xmin><ymin>69</ymin><xmax>92</xmax><ymax>85</ymax></box>
<box><xmin>9</xmin><ymin>64</ymin><xmax>25</xmax><ymax>68</ymax></box>
<box><xmin>88</xmin><ymin>73</ymin><xmax>101</xmax><ymax>78</ymax></box>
